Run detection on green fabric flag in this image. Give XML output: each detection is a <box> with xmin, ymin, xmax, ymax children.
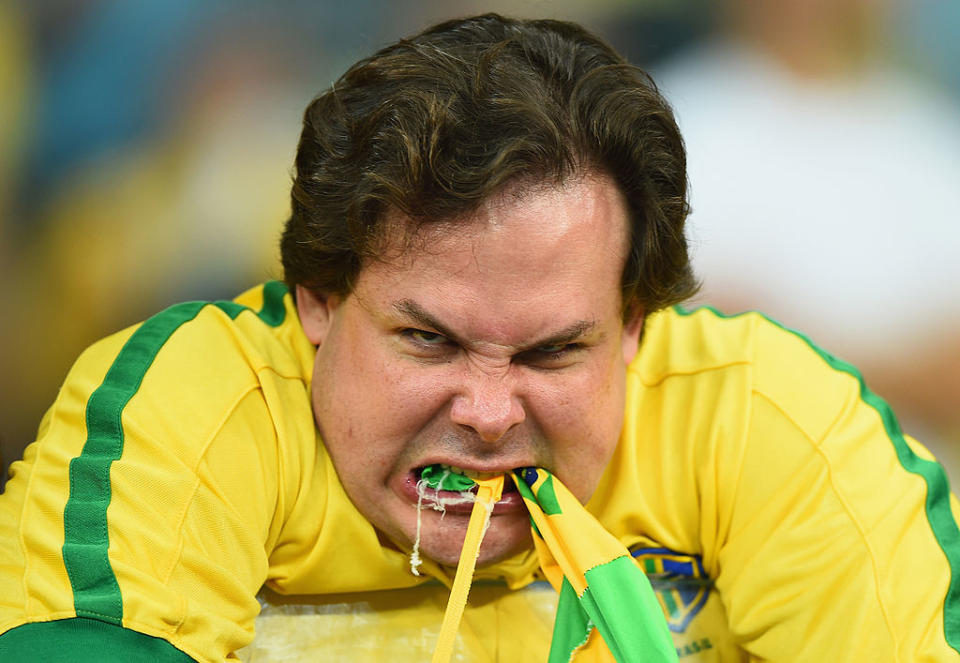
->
<box><xmin>513</xmin><ymin>468</ymin><xmax>677</xmax><ymax>663</ymax></box>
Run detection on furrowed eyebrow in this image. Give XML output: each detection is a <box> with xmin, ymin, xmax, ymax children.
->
<box><xmin>393</xmin><ymin>300</ymin><xmax>461</xmax><ymax>343</ymax></box>
<box><xmin>392</xmin><ymin>299</ymin><xmax>599</xmax><ymax>351</ymax></box>
<box><xmin>527</xmin><ymin>320</ymin><xmax>599</xmax><ymax>350</ymax></box>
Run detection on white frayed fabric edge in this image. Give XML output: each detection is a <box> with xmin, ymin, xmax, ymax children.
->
<box><xmin>409</xmin><ymin>476</ymin><xmax>478</xmax><ymax>576</ymax></box>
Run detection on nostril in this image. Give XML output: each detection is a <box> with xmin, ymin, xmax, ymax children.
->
<box><xmin>449</xmin><ymin>391</ymin><xmax>525</xmax><ymax>443</ymax></box>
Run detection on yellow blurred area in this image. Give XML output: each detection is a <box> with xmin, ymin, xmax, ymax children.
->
<box><xmin>0</xmin><ymin>4</ymin><xmax>29</xmax><ymax>216</ymax></box>
<box><xmin>0</xmin><ymin>2</ymin><xmax>31</xmax><ymax>477</ymax></box>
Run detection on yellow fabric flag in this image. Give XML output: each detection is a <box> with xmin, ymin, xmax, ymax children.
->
<box><xmin>428</xmin><ymin>466</ymin><xmax>676</xmax><ymax>662</ymax></box>
<box><xmin>512</xmin><ymin>468</ymin><xmax>677</xmax><ymax>663</ymax></box>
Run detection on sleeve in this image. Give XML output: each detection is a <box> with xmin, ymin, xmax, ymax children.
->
<box><xmin>0</xmin><ymin>304</ymin><xmax>290</xmax><ymax>663</ymax></box>
<box><xmin>714</xmin><ymin>322</ymin><xmax>960</xmax><ymax>661</ymax></box>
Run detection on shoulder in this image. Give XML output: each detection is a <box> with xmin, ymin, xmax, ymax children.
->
<box><xmin>134</xmin><ymin>280</ymin><xmax>313</xmax><ymax>384</ymax></box>
<box><xmin>0</xmin><ymin>284</ymin><xmax>321</xmax><ymax>655</ymax></box>
<box><xmin>610</xmin><ymin>306</ymin><xmax>871</xmax><ymax>558</ymax></box>
<box><xmin>634</xmin><ymin>305</ymin><xmax>861</xmax><ymax>434</ymax></box>
<box><xmin>42</xmin><ymin>281</ymin><xmax>317</xmax><ymax>478</ymax></box>
<box><xmin>74</xmin><ymin>281</ymin><xmax>312</xmax><ymax>397</ymax></box>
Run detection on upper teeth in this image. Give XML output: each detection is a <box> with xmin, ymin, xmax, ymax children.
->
<box><xmin>439</xmin><ymin>463</ymin><xmax>500</xmax><ymax>481</ymax></box>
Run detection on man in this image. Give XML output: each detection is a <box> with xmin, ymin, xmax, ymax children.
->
<box><xmin>1</xmin><ymin>13</ymin><xmax>957</xmax><ymax>662</ymax></box>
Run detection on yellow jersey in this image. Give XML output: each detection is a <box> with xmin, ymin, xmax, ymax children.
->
<box><xmin>1</xmin><ymin>282</ymin><xmax>957</xmax><ymax>661</ymax></box>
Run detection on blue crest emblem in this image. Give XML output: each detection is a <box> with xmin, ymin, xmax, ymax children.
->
<box><xmin>631</xmin><ymin>547</ymin><xmax>711</xmax><ymax>633</ymax></box>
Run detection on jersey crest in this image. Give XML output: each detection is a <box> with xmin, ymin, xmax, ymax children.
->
<box><xmin>631</xmin><ymin>547</ymin><xmax>711</xmax><ymax>633</ymax></box>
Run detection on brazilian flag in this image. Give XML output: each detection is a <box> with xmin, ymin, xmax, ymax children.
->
<box><xmin>513</xmin><ymin>468</ymin><xmax>677</xmax><ymax>663</ymax></box>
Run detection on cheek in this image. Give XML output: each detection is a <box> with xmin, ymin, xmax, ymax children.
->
<box><xmin>313</xmin><ymin>335</ymin><xmax>453</xmax><ymax>466</ymax></box>
<box><xmin>356</xmin><ymin>359</ymin><xmax>455</xmax><ymax>442</ymax></box>
<box><xmin>532</xmin><ymin>350</ymin><xmax>624</xmax><ymax>425</ymax></box>
<box><xmin>526</xmin><ymin>357</ymin><xmax>626</xmax><ymax>495</ymax></box>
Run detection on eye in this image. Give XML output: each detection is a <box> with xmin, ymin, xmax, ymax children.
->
<box><xmin>402</xmin><ymin>328</ymin><xmax>450</xmax><ymax>346</ymax></box>
<box><xmin>400</xmin><ymin>328</ymin><xmax>456</xmax><ymax>360</ymax></box>
<box><xmin>536</xmin><ymin>343</ymin><xmax>571</xmax><ymax>355</ymax></box>
<box><xmin>517</xmin><ymin>342</ymin><xmax>584</xmax><ymax>367</ymax></box>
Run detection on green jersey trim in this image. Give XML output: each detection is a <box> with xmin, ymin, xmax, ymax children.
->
<box><xmin>674</xmin><ymin>304</ymin><xmax>960</xmax><ymax>653</ymax></box>
<box><xmin>0</xmin><ymin>618</ymin><xmax>196</xmax><ymax>662</ymax></box>
<box><xmin>62</xmin><ymin>283</ymin><xmax>288</xmax><ymax>624</ymax></box>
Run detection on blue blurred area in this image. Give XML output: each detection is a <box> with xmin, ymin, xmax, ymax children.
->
<box><xmin>20</xmin><ymin>1</ymin><xmax>218</xmax><ymax>212</ymax></box>
<box><xmin>898</xmin><ymin>0</ymin><xmax>960</xmax><ymax>97</ymax></box>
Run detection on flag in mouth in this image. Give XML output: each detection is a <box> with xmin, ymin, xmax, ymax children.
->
<box><xmin>415</xmin><ymin>464</ymin><xmax>678</xmax><ymax>663</ymax></box>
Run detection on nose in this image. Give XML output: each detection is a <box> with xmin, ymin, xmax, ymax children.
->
<box><xmin>449</xmin><ymin>370</ymin><xmax>526</xmax><ymax>443</ymax></box>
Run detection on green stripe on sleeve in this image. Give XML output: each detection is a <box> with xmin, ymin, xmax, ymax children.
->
<box><xmin>675</xmin><ymin>305</ymin><xmax>960</xmax><ymax>653</ymax></box>
<box><xmin>62</xmin><ymin>283</ymin><xmax>289</xmax><ymax>624</ymax></box>
<box><xmin>0</xmin><ymin>618</ymin><xmax>196</xmax><ymax>662</ymax></box>
<box><xmin>214</xmin><ymin>280</ymin><xmax>288</xmax><ymax>325</ymax></box>
<box><xmin>256</xmin><ymin>280</ymin><xmax>289</xmax><ymax>326</ymax></box>
<box><xmin>63</xmin><ymin>301</ymin><xmax>207</xmax><ymax>622</ymax></box>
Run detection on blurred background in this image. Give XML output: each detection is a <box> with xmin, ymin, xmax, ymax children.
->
<box><xmin>1</xmin><ymin>0</ymin><xmax>958</xmax><ymax>490</ymax></box>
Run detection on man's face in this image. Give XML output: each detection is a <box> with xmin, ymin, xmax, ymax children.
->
<box><xmin>297</xmin><ymin>173</ymin><xmax>643</xmax><ymax>568</ymax></box>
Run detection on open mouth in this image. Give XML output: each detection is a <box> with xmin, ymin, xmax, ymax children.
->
<box><xmin>407</xmin><ymin>463</ymin><xmax>525</xmax><ymax>575</ymax></box>
<box><xmin>401</xmin><ymin>463</ymin><xmax>524</xmax><ymax>519</ymax></box>
<box><xmin>415</xmin><ymin>463</ymin><xmax>521</xmax><ymax>494</ymax></box>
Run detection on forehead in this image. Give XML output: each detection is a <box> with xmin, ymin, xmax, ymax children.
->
<box><xmin>374</xmin><ymin>173</ymin><xmax>630</xmax><ymax>277</ymax></box>
<box><xmin>352</xmin><ymin>174</ymin><xmax>631</xmax><ymax>341</ymax></box>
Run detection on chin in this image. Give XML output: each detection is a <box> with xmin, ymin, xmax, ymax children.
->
<box><xmin>476</xmin><ymin>530</ymin><xmax>533</xmax><ymax>568</ymax></box>
<box><xmin>415</xmin><ymin>512</ymin><xmax>533</xmax><ymax>568</ymax></box>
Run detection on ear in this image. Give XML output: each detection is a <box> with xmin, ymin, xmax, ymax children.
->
<box><xmin>621</xmin><ymin>304</ymin><xmax>645</xmax><ymax>365</ymax></box>
<box><xmin>296</xmin><ymin>285</ymin><xmax>341</xmax><ymax>346</ymax></box>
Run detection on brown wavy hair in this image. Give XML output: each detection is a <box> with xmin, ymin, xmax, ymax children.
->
<box><xmin>280</xmin><ymin>13</ymin><xmax>698</xmax><ymax>315</ymax></box>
